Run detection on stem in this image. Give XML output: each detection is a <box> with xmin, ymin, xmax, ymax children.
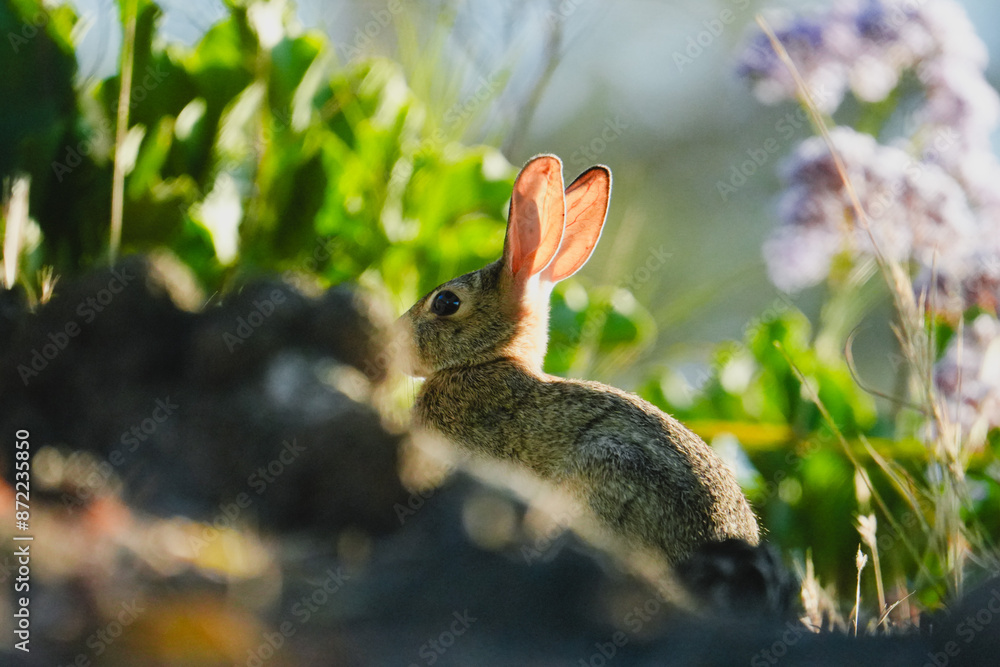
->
<box><xmin>110</xmin><ymin>0</ymin><xmax>138</xmax><ymax>264</ymax></box>
<box><xmin>3</xmin><ymin>177</ymin><xmax>30</xmax><ymax>289</ymax></box>
<box><xmin>853</xmin><ymin>545</ymin><xmax>867</xmax><ymax>636</ymax></box>
<box><xmin>870</xmin><ymin>542</ymin><xmax>886</xmax><ymax>619</ymax></box>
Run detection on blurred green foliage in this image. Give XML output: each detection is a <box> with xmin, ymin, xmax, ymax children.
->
<box><xmin>642</xmin><ymin>300</ymin><xmax>998</xmax><ymax>604</ymax></box>
<box><xmin>3</xmin><ymin>0</ymin><xmax>512</xmax><ymax>302</ymax></box>
<box><xmin>0</xmin><ymin>0</ymin><xmax>660</xmax><ymax>357</ymax></box>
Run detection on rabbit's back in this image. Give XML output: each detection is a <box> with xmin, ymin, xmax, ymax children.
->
<box><xmin>548</xmin><ymin>375</ymin><xmax>760</xmax><ymax>560</ymax></box>
<box><xmin>416</xmin><ymin>359</ymin><xmax>760</xmax><ymax>562</ymax></box>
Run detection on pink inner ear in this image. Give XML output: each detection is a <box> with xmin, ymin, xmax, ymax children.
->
<box><xmin>545</xmin><ymin>166</ymin><xmax>611</xmax><ymax>282</ymax></box>
<box><xmin>505</xmin><ymin>156</ymin><xmax>565</xmax><ymax>278</ymax></box>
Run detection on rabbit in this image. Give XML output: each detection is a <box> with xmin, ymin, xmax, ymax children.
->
<box><xmin>397</xmin><ymin>154</ymin><xmax>760</xmax><ymax>564</ymax></box>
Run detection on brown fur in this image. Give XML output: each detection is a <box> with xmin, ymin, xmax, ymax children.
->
<box><xmin>399</xmin><ymin>156</ymin><xmax>759</xmax><ymax>564</ymax></box>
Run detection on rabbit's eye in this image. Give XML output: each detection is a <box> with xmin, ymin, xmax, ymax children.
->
<box><xmin>431</xmin><ymin>290</ymin><xmax>461</xmax><ymax>317</ymax></box>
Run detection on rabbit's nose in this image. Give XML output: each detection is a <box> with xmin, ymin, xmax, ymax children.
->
<box><xmin>390</xmin><ymin>314</ymin><xmax>422</xmax><ymax>377</ymax></box>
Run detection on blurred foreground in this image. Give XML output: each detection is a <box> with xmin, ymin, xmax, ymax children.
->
<box><xmin>1</xmin><ymin>259</ymin><xmax>998</xmax><ymax>665</ymax></box>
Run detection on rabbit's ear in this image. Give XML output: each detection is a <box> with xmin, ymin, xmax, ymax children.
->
<box><xmin>544</xmin><ymin>166</ymin><xmax>611</xmax><ymax>282</ymax></box>
<box><xmin>503</xmin><ymin>155</ymin><xmax>566</xmax><ymax>280</ymax></box>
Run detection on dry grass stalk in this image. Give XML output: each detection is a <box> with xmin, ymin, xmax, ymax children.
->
<box><xmin>852</xmin><ymin>546</ymin><xmax>868</xmax><ymax>636</ymax></box>
<box><xmin>756</xmin><ymin>12</ymin><xmax>991</xmax><ymax>610</ymax></box>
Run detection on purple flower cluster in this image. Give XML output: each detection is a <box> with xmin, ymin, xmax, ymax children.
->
<box><xmin>739</xmin><ymin>0</ymin><xmax>990</xmax><ymax>115</ymax></box>
<box><xmin>739</xmin><ymin>0</ymin><xmax>1000</xmax><ymax>434</ymax></box>
<box><xmin>763</xmin><ymin>126</ymin><xmax>978</xmax><ymax>293</ymax></box>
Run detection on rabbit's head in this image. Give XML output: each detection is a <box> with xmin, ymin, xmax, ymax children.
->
<box><xmin>397</xmin><ymin>155</ymin><xmax>611</xmax><ymax>377</ymax></box>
